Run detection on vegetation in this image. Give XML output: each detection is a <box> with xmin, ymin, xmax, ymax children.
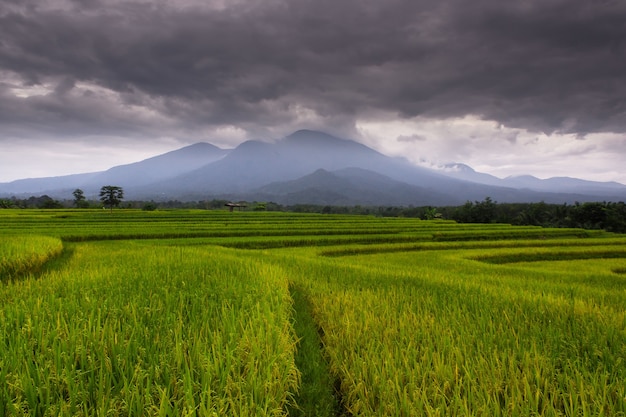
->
<box><xmin>72</xmin><ymin>189</ymin><xmax>88</xmax><ymax>208</ymax></box>
<box><xmin>0</xmin><ymin>209</ymin><xmax>625</xmax><ymax>415</ymax></box>
<box><xmin>0</xmin><ymin>235</ymin><xmax>63</xmax><ymax>281</ymax></box>
<box><xmin>2</xmin><ymin>192</ymin><xmax>626</xmax><ymax>233</ymax></box>
<box><xmin>99</xmin><ymin>186</ymin><xmax>124</xmax><ymax>212</ymax></box>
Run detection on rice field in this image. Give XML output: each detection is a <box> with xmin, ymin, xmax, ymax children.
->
<box><xmin>0</xmin><ymin>209</ymin><xmax>625</xmax><ymax>416</ymax></box>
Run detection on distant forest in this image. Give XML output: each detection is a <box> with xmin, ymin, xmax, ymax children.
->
<box><xmin>288</xmin><ymin>198</ymin><xmax>626</xmax><ymax>234</ymax></box>
<box><xmin>2</xmin><ymin>195</ymin><xmax>626</xmax><ymax>234</ymax></box>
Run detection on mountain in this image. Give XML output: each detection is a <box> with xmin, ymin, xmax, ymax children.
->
<box><xmin>145</xmin><ymin>130</ymin><xmax>512</xmax><ymax>202</ymax></box>
<box><xmin>254</xmin><ymin>168</ymin><xmax>460</xmax><ymax>206</ymax></box>
<box><xmin>1</xmin><ymin>129</ymin><xmax>625</xmax><ymax>205</ymax></box>
<box><xmin>81</xmin><ymin>142</ymin><xmax>228</xmax><ymax>193</ymax></box>
<box><xmin>501</xmin><ymin>175</ymin><xmax>626</xmax><ymax>196</ymax></box>
<box><xmin>149</xmin><ymin>129</ymin><xmax>429</xmax><ymax>195</ymax></box>
<box><xmin>438</xmin><ymin>163</ymin><xmax>503</xmax><ymax>186</ymax></box>
<box><xmin>0</xmin><ymin>172</ymin><xmax>100</xmax><ymax>196</ymax></box>
<box><xmin>0</xmin><ymin>142</ymin><xmax>228</xmax><ymax>198</ymax></box>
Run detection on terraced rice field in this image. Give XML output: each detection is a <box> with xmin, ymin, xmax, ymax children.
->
<box><xmin>1</xmin><ymin>209</ymin><xmax>625</xmax><ymax>416</ymax></box>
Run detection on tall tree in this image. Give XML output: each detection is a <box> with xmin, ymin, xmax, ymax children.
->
<box><xmin>72</xmin><ymin>188</ymin><xmax>87</xmax><ymax>208</ymax></box>
<box><xmin>99</xmin><ymin>185</ymin><xmax>124</xmax><ymax>212</ymax></box>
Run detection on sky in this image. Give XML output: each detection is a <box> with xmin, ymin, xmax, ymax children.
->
<box><xmin>1</xmin><ymin>0</ymin><xmax>625</xmax><ymax>184</ymax></box>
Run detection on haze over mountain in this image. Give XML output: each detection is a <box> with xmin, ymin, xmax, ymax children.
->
<box><xmin>1</xmin><ymin>130</ymin><xmax>625</xmax><ymax>206</ymax></box>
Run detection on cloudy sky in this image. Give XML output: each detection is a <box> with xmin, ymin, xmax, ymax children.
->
<box><xmin>1</xmin><ymin>0</ymin><xmax>625</xmax><ymax>183</ymax></box>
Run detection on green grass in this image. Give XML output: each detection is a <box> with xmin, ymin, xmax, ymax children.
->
<box><xmin>0</xmin><ymin>208</ymin><xmax>625</xmax><ymax>415</ymax></box>
<box><xmin>287</xmin><ymin>283</ymin><xmax>340</xmax><ymax>417</ymax></box>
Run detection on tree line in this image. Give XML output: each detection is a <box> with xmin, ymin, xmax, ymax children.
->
<box><xmin>298</xmin><ymin>198</ymin><xmax>626</xmax><ymax>233</ymax></box>
<box><xmin>441</xmin><ymin>198</ymin><xmax>626</xmax><ymax>233</ymax></box>
<box><xmin>1</xmin><ymin>186</ymin><xmax>125</xmax><ymax>212</ymax></box>
<box><xmin>1</xmin><ymin>191</ymin><xmax>625</xmax><ymax>233</ymax></box>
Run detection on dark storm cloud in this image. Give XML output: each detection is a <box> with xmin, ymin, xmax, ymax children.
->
<box><xmin>1</xmin><ymin>0</ymin><xmax>625</xmax><ymax>140</ymax></box>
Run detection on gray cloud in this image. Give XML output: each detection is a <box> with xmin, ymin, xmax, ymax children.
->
<box><xmin>1</xmin><ymin>0</ymin><xmax>625</xmax><ymax>144</ymax></box>
<box><xmin>397</xmin><ymin>134</ymin><xmax>427</xmax><ymax>143</ymax></box>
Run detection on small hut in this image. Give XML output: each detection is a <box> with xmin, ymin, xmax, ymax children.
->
<box><xmin>225</xmin><ymin>202</ymin><xmax>247</xmax><ymax>212</ymax></box>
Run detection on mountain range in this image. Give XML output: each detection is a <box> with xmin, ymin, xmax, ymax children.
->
<box><xmin>2</xmin><ymin>130</ymin><xmax>625</xmax><ymax>206</ymax></box>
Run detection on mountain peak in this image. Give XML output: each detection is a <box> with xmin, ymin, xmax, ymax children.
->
<box><xmin>506</xmin><ymin>174</ymin><xmax>539</xmax><ymax>180</ymax></box>
<box><xmin>284</xmin><ymin>130</ymin><xmax>348</xmax><ymax>145</ymax></box>
<box><xmin>442</xmin><ymin>163</ymin><xmax>476</xmax><ymax>173</ymax></box>
<box><xmin>147</xmin><ymin>142</ymin><xmax>225</xmax><ymax>161</ymax></box>
<box><xmin>287</xmin><ymin>129</ymin><xmax>331</xmax><ymax>138</ymax></box>
<box><xmin>281</xmin><ymin>130</ymin><xmax>383</xmax><ymax>159</ymax></box>
<box><xmin>180</xmin><ymin>142</ymin><xmax>223</xmax><ymax>151</ymax></box>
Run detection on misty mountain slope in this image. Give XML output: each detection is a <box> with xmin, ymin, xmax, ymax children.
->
<box><xmin>501</xmin><ymin>175</ymin><xmax>626</xmax><ymax>196</ymax></box>
<box><xmin>82</xmin><ymin>142</ymin><xmax>228</xmax><ymax>190</ymax></box>
<box><xmin>438</xmin><ymin>163</ymin><xmax>504</xmax><ymax>186</ymax></box>
<box><xmin>255</xmin><ymin>167</ymin><xmax>461</xmax><ymax>206</ymax></box>
<box><xmin>439</xmin><ymin>164</ymin><xmax>626</xmax><ymax>198</ymax></box>
<box><xmin>0</xmin><ymin>143</ymin><xmax>229</xmax><ymax>198</ymax></box>
<box><xmin>277</xmin><ymin>130</ymin><xmax>392</xmax><ymax>171</ymax></box>
<box><xmin>0</xmin><ymin>172</ymin><xmax>100</xmax><ymax>196</ymax></box>
<box><xmin>282</xmin><ymin>131</ymin><xmax>465</xmax><ymax>187</ymax></box>
<box><xmin>151</xmin><ymin>131</ymin><xmax>390</xmax><ymax>194</ymax></box>
<box><xmin>2</xmin><ymin>129</ymin><xmax>625</xmax><ymax>205</ymax></box>
<box><xmin>150</xmin><ymin>130</ymin><xmax>467</xmax><ymax>196</ymax></box>
<box><xmin>154</xmin><ymin>140</ymin><xmax>286</xmax><ymax>194</ymax></box>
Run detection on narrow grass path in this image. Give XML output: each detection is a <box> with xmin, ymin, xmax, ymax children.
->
<box><xmin>288</xmin><ymin>283</ymin><xmax>344</xmax><ymax>416</ymax></box>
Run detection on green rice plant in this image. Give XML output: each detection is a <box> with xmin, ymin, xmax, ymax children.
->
<box><xmin>431</xmin><ymin>227</ymin><xmax>602</xmax><ymax>241</ymax></box>
<box><xmin>2</xmin><ymin>209</ymin><xmax>625</xmax><ymax>415</ymax></box>
<box><xmin>469</xmin><ymin>244</ymin><xmax>626</xmax><ymax>265</ymax></box>
<box><xmin>319</xmin><ymin>235</ymin><xmax>626</xmax><ymax>257</ymax></box>
<box><xmin>0</xmin><ymin>235</ymin><xmax>63</xmax><ymax>281</ymax></box>
<box><xmin>271</xmin><ymin>245</ymin><xmax>626</xmax><ymax>416</ymax></box>
<box><xmin>0</xmin><ymin>209</ymin><xmax>452</xmax><ymax>242</ymax></box>
<box><xmin>0</xmin><ymin>242</ymin><xmax>299</xmax><ymax>415</ymax></box>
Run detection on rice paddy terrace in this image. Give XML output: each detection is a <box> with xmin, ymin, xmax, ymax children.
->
<box><xmin>1</xmin><ymin>209</ymin><xmax>625</xmax><ymax>416</ymax></box>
